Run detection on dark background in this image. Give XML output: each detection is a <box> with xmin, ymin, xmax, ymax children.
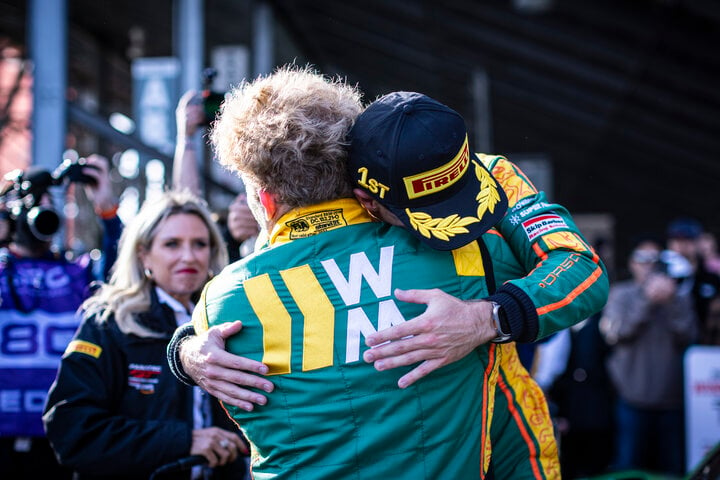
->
<box><xmin>1</xmin><ymin>0</ymin><xmax>719</xmax><ymax>275</ymax></box>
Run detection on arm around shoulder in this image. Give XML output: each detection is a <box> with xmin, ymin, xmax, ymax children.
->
<box><xmin>480</xmin><ymin>153</ymin><xmax>610</xmax><ymax>341</ymax></box>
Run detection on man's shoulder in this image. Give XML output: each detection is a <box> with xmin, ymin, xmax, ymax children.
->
<box><xmin>205</xmin><ymin>258</ymin><xmax>254</xmax><ymax>297</ymax></box>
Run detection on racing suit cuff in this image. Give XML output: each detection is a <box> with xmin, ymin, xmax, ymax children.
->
<box><xmin>167</xmin><ymin>322</ymin><xmax>198</xmax><ymax>387</ymax></box>
<box><xmin>487</xmin><ymin>283</ymin><xmax>539</xmax><ymax>343</ymax></box>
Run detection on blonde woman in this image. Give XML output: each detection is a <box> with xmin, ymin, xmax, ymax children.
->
<box><xmin>43</xmin><ymin>190</ymin><xmax>247</xmax><ymax>479</ymax></box>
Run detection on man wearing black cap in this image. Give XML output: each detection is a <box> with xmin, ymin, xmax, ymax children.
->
<box><xmin>346</xmin><ymin>91</ymin><xmax>608</xmax><ymax>478</ymax></box>
<box><xmin>666</xmin><ymin>216</ymin><xmax>720</xmax><ymax>343</ymax></box>
<box><xmin>346</xmin><ymin>92</ymin><xmax>607</xmax><ymax>357</ymax></box>
<box><xmin>168</xmin><ymin>82</ymin><xmax>608</xmax><ymax>478</ymax></box>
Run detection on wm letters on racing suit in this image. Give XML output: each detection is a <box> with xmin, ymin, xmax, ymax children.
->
<box><xmin>195</xmin><ymin>199</ymin><xmax>503</xmax><ymax>479</ymax></box>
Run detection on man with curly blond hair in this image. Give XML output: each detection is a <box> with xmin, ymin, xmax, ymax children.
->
<box><xmin>172</xmin><ymin>65</ymin><xmax>608</xmax><ymax>479</ymax></box>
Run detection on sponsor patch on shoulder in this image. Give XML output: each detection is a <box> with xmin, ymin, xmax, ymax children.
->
<box><xmin>65</xmin><ymin>340</ymin><xmax>102</xmax><ymax>358</ymax></box>
<box><xmin>522</xmin><ymin>214</ymin><xmax>568</xmax><ymax>241</ymax></box>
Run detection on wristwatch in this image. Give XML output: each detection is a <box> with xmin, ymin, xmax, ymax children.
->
<box><xmin>490</xmin><ymin>301</ymin><xmax>512</xmax><ymax>344</ymax></box>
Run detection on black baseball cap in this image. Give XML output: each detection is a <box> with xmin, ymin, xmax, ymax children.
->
<box><xmin>348</xmin><ymin>91</ymin><xmax>508</xmax><ymax>250</ymax></box>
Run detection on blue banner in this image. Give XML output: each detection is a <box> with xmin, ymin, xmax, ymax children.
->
<box><xmin>0</xmin><ymin>254</ymin><xmax>91</xmax><ymax>437</ymax></box>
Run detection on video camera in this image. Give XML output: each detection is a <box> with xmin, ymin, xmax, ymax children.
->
<box><xmin>0</xmin><ymin>158</ymin><xmax>99</xmax><ymax>245</ymax></box>
<box><xmin>200</xmin><ymin>67</ymin><xmax>226</xmax><ymax>126</ymax></box>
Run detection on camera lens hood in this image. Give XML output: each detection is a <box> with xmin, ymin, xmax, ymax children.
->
<box><xmin>26</xmin><ymin>206</ymin><xmax>60</xmax><ymax>242</ymax></box>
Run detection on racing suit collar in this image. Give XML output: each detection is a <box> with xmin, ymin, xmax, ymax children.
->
<box><xmin>268</xmin><ymin>198</ymin><xmax>375</xmax><ymax>246</ymax></box>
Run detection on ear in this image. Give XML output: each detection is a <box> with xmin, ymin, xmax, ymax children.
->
<box><xmin>258</xmin><ymin>189</ymin><xmax>278</xmax><ymax>220</ymax></box>
<box><xmin>137</xmin><ymin>246</ymin><xmax>149</xmax><ymax>269</ymax></box>
<box><xmin>353</xmin><ymin>188</ymin><xmax>378</xmax><ymax>213</ymax></box>
<box><xmin>353</xmin><ymin>187</ymin><xmax>404</xmax><ymax>227</ymax></box>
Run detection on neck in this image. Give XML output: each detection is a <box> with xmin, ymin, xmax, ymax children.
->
<box><xmin>262</xmin><ymin>203</ymin><xmax>291</xmax><ymax>233</ymax></box>
<box><xmin>266</xmin><ymin>198</ymin><xmax>374</xmax><ymax>246</ymax></box>
<box><xmin>155</xmin><ymin>286</ymin><xmax>193</xmax><ymax>313</ymax></box>
<box><xmin>176</xmin><ymin>296</ymin><xmax>192</xmax><ymax>312</ymax></box>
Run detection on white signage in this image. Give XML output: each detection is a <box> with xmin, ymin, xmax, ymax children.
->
<box><xmin>131</xmin><ymin>57</ymin><xmax>180</xmax><ymax>156</ymax></box>
<box><xmin>211</xmin><ymin>45</ymin><xmax>249</xmax><ymax>92</ymax></box>
<box><xmin>685</xmin><ymin>345</ymin><xmax>720</xmax><ymax>472</ymax></box>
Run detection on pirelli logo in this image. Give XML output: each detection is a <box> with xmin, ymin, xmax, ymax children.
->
<box><xmin>65</xmin><ymin>340</ymin><xmax>102</xmax><ymax>358</ymax></box>
<box><xmin>403</xmin><ymin>136</ymin><xmax>470</xmax><ymax>199</ymax></box>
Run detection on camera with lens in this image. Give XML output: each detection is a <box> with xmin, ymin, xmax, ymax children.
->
<box><xmin>654</xmin><ymin>250</ymin><xmax>693</xmax><ymax>279</ymax></box>
<box><xmin>0</xmin><ymin>158</ymin><xmax>99</xmax><ymax>246</ymax></box>
<box><xmin>200</xmin><ymin>67</ymin><xmax>226</xmax><ymax>126</ymax></box>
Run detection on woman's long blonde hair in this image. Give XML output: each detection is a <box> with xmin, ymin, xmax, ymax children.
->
<box><xmin>82</xmin><ymin>189</ymin><xmax>228</xmax><ymax>337</ymax></box>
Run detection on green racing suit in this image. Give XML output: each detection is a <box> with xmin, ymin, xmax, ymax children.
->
<box><xmin>174</xmin><ymin>155</ymin><xmax>609</xmax><ymax>479</ymax></box>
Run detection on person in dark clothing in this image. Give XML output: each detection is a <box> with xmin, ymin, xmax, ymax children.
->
<box><xmin>549</xmin><ymin>311</ymin><xmax>616</xmax><ymax>479</ymax></box>
<box><xmin>42</xmin><ymin>190</ymin><xmax>247</xmax><ymax>479</ymax></box>
<box><xmin>600</xmin><ymin>238</ymin><xmax>698</xmax><ymax>476</ymax></box>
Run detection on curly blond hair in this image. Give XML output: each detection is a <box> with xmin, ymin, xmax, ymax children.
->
<box><xmin>210</xmin><ymin>65</ymin><xmax>363</xmax><ymax>207</ymax></box>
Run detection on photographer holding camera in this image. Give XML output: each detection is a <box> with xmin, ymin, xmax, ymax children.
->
<box><xmin>599</xmin><ymin>237</ymin><xmax>698</xmax><ymax>476</ymax></box>
<box><xmin>174</xmin><ymin>88</ymin><xmax>260</xmax><ymax>263</ymax></box>
<box><xmin>0</xmin><ymin>154</ymin><xmax>121</xmax><ymax>479</ymax></box>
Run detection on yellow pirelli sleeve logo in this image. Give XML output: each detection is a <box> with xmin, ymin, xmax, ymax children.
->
<box><xmin>65</xmin><ymin>340</ymin><xmax>102</xmax><ymax>358</ymax></box>
<box><xmin>403</xmin><ymin>135</ymin><xmax>470</xmax><ymax>199</ymax></box>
